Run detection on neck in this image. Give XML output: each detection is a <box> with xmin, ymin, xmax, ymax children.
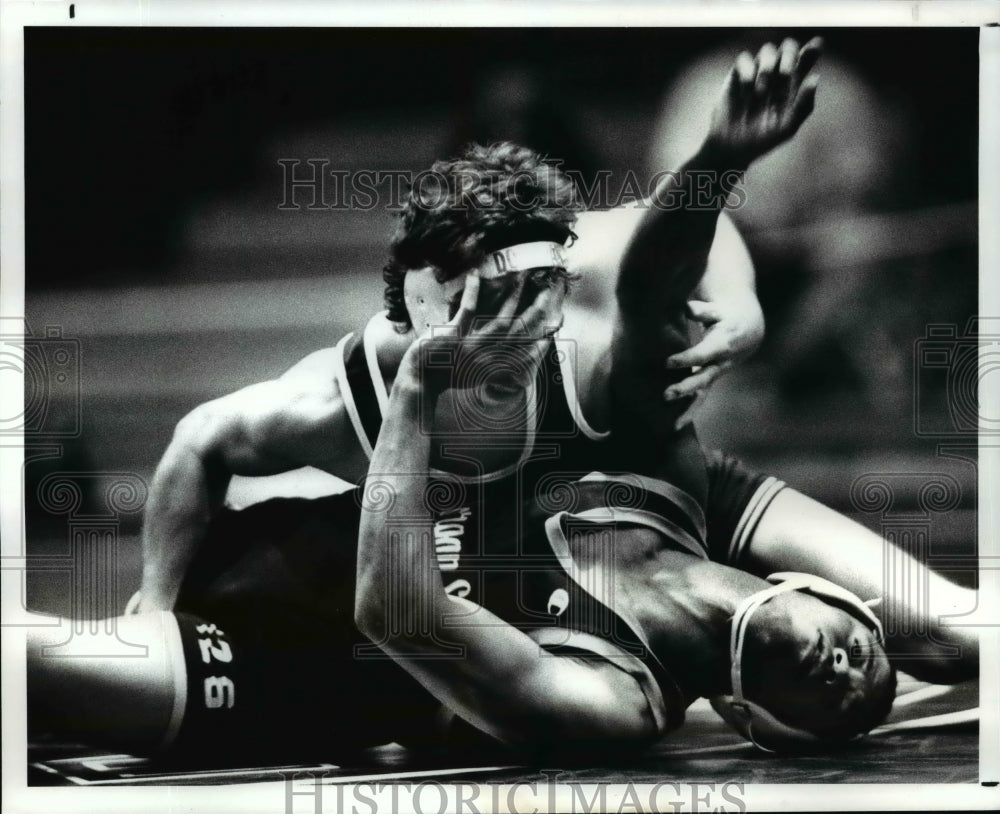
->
<box><xmin>620</xmin><ymin>557</ymin><xmax>770</xmax><ymax>697</ymax></box>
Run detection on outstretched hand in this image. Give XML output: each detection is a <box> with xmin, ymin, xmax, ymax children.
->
<box><xmin>707</xmin><ymin>37</ymin><xmax>823</xmax><ymax>167</ymax></box>
<box><xmin>665</xmin><ymin>297</ymin><xmax>765</xmax><ymax>428</ymax></box>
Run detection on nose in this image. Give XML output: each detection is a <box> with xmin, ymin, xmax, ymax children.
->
<box><xmin>823</xmin><ymin>646</ymin><xmax>850</xmax><ymax>684</ymax></box>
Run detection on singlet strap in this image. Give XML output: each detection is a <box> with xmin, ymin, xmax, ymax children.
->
<box><xmin>543</xmin><ymin>513</ymin><xmax>688</xmax><ymax>725</ymax></box>
<box><xmin>561</xmin><ymin>507</ymin><xmax>708</xmax><ymax>561</ymax></box>
<box><xmin>728</xmin><ymin>476</ymin><xmax>786</xmax><ymax>565</ymax></box>
<box><xmin>332</xmin><ymin>332</ymin><xmax>374</xmax><ymax>459</ymax></box>
<box><xmin>553</xmin><ymin>330</ymin><xmax>610</xmax><ymax>441</ymax></box>
<box><xmin>579</xmin><ymin>471</ymin><xmax>707</xmax><ymax>544</ymax></box>
<box><xmin>362</xmin><ymin>313</ymin><xmax>391</xmax><ymax>416</ymax></box>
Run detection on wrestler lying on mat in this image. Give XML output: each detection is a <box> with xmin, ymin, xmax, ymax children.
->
<box><xmin>27</xmin><ymin>269</ymin><xmax>975</xmax><ymax>762</ymax></box>
<box><xmin>27</xmin><ymin>36</ymin><xmax>976</xmax><ymax>760</ymax></box>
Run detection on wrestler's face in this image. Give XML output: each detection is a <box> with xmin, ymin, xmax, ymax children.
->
<box><xmin>741</xmin><ymin>592</ymin><xmax>894</xmax><ymax>738</ymax></box>
<box><xmin>405</xmin><ymin>266</ymin><xmax>565</xmax><ymax>338</ymax></box>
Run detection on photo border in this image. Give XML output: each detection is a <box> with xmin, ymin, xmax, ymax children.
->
<box><xmin>2</xmin><ymin>1</ymin><xmax>998</xmax><ymax>811</ymax></box>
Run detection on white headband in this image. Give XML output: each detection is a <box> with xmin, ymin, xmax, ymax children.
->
<box><xmin>476</xmin><ymin>241</ymin><xmax>568</xmax><ymax>280</ymax></box>
<box><xmin>718</xmin><ymin>572</ymin><xmax>884</xmax><ymax>752</ymax></box>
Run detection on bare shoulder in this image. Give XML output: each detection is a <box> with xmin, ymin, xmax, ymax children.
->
<box><xmin>279</xmin><ymin>346</ymin><xmax>343</xmax><ymax>382</ymax></box>
<box><xmin>369</xmin><ymin>312</ymin><xmax>413</xmax><ymax>377</ymax></box>
<box><xmin>568</xmin><ymin>204</ymin><xmax>646</xmax><ymax>272</ymax></box>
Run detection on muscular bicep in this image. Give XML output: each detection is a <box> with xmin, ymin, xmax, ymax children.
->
<box><xmin>374</xmin><ymin>598</ymin><xmax>661</xmax><ymax>749</ymax></box>
<box><xmin>186</xmin><ymin>374</ymin><xmax>368</xmax><ymax>483</ymax></box>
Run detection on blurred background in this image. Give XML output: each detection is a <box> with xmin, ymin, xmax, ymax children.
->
<box><xmin>21</xmin><ymin>27</ymin><xmax>980</xmax><ymax>615</ymax></box>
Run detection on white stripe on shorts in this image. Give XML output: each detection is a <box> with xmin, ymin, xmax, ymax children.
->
<box><xmin>728</xmin><ymin>476</ymin><xmax>786</xmax><ymax>565</ymax></box>
<box><xmin>158</xmin><ymin>611</ymin><xmax>188</xmax><ymax>753</ymax></box>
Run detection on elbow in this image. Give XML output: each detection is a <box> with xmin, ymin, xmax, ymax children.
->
<box><xmin>353</xmin><ymin>580</ymin><xmax>385</xmax><ymax>642</ymax></box>
<box><xmin>167</xmin><ymin>404</ymin><xmax>235</xmax><ymax>480</ymax></box>
<box><xmin>353</xmin><ymin>603</ymin><xmax>375</xmax><ymax>639</ymax></box>
<box><xmin>150</xmin><ymin>405</ymin><xmax>232</xmax><ymax>501</ymax></box>
<box><xmin>172</xmin><ymin>404</ymin><xmax>223</xmax><ymax>456</ymax></box>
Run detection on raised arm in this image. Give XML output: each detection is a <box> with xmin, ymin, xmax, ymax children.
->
<box><xmin>354</xmin><ymin>276</ymin><xmax>661</xmax><ymax>749</ymax></box>
<box><xmin>607</xmin><ymin>39</ymin><xmax>820</xmax><ymax>431</ymax></box>
<box><xmin>137</xmin><ymin>349</ymin><xmax>368</xmax><ymax>611</ymax></box>
<box><xmin>617</xmin><ymin>38</ymin><xmax>819</xmax><ymax>355</ymax></box>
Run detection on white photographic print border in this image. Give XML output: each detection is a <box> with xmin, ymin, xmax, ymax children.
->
<box><xmin>2</xmin><ymin>1</ymin><xmax>998</xmax><ymax>812</ymax></box>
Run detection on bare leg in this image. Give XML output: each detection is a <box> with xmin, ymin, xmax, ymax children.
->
<box><xmin>745</xmin><ymin>488</ymin><xmax>979</xmax><ymax>684</ymax></box>
<box><xmin>28</xmin><ymin>611</ymin><xmax>181</xmax><ymax>755</ymax></box>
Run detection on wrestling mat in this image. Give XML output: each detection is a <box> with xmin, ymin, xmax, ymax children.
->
<box><xmin>27</xmin><ymin>676</ymin><xmax>983</xmax><ymax>786</ymax></box>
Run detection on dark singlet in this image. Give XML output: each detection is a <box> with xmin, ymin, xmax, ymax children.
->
<box><xmin>172</xmin><ymin>317</ymin><xmax>716</xmax><ymax>746</ymax></box>
<box><xmin>176</xmin><ymin>463</ymin><xmax>705</xmax><ymax>743</ymax></box>
<box><xmin>333</xmin><ymin>314</ymin><xmax>708</xmax><ymax>502</ymax></box>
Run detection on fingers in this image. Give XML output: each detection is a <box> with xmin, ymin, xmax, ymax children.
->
<box><xmin>685</xmin><ymin>299</ymin><xmax>723</xmax><ymax>325</ymax></box>
<box><xmin>790</xmin><ymin>73</ymin><xmax>819</xmax><ymax>132</ymax></box>
<box><xmin>667</xmin><ymin>324</ymin><xmax>733</xmax><ymax>369</ymax></box>
<box><xmin>773</xmin><ymin>37</ymin><xmax>798</xmax><ymax>98</ymax></box>
<box><xmin>519</xmin><ymin>282</ymin><xmax>566</xmax><ymax>338</ymax></box>
<box><xmin>794</xmin><ymin>36</ymin><xmax>824</xmax><ymax>85</ymax></box>
<box><xmin>731</xmin><ymin>50</ymin><xmax>756</xmax><ymax>106</ymax></box>
<box><xmin>450</xmin><ymin>272</ymin><xmax>481</xmax><ymax>335</ymax></box>
<box><xmin>494</xmin><ymin>273</ymin><xmax>527</xmax><ymax>322</ymax></box>
<box><xmin>753</xmin><ymin>42</ymin><xmax>779</xmax><ymax>101</ymax></box>
<box><xmin>472</xmin><ymin>272</ymin><xmax>564</xmax><ymax>347</ymax></box>
<box><xmin>664</xmin><ymin>363</ymin><xmax>728</xmax><ymax>401</ymax></box>
<box><xmin>674</xmin><ymin>390</ymin><xmax>707</xmax><ymax>431</ymax></box>
<box><xmin>742</xmin><ymin>35</ymin><xmax>821</xmax><ymax>108</ymax></box>
<box><xmin>472</xmin><ymin>273</ymin><xmax>524</xmax><ymax>337</ymax></box>
<box><xmin>777</xmin><ymin>37</ymin><xmax>798</xmax><ymax>78</ymax></box>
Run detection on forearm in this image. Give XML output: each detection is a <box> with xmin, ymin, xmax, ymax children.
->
<box><xmin>139</xmin><ymin>442</ymin><xmax>229</xmax><ymax>610</ymax></box>
<box><xmin>355</xmin><ymin>377</ymin><xmax>445</xmax><ymax>638</ymax></box>
<box><xmin>748</xmin><ymin>489</ymin><xmax>979</xmax><ymax>683</ymax></box>
<box><xmin>617</xmin><ymin>143</ymin><xmax>747</xmax><ymax>320</ymax></box>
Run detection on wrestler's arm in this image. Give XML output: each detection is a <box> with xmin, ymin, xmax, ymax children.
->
<box><xmin>565</xmin><ymin>206</ymin><xmax>760</xmax><ymax>422</ymax></box>
<box><xmin>355</xmin><ymin>277</ymin><xmax>661</xmax><ymax>750</ymax></box>
<box><xmin>665</xmin><ymin>214</ymin><xmax>765</xmax><ymax>404</ymax></box>
<box><xmin>744</xmin><ymin>489</ymin><xmax>979</xmax><ymax>684</ymax></box>
<box><xmin>138</xmin><ymin>348</ymin><xmax>368</xmax><ymax>611</ymax></box>
<box><xmin>605</xmin><ymin>40</ymin><xmax>819</xmax><ymax>418</ymax></box>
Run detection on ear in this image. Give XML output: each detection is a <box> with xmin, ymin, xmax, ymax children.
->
<box><xmin>403</xmin><ymin>268</ymin><xmax>452</xmax><ymax>334</ymax></box>
<box><xmin>864</xmin><ymin>597</ymin><xmax>883</xmax><ymax>610</ymax></box>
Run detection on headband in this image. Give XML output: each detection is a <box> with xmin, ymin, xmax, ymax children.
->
<box><xmin>716</xmin><ymin>572</ymin><xmax>884</xmax><ymax>752</ymax></box>
<box><xmin>475</xmin><ymin>241</ymin><xmax>568</xmax><ymax>280</ymax></box>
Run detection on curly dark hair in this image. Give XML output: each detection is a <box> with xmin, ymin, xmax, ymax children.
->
<box><xmin>382</xmin><ymin>142</ymin><xmax>582</xmax><ymax>327</ymax></box>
